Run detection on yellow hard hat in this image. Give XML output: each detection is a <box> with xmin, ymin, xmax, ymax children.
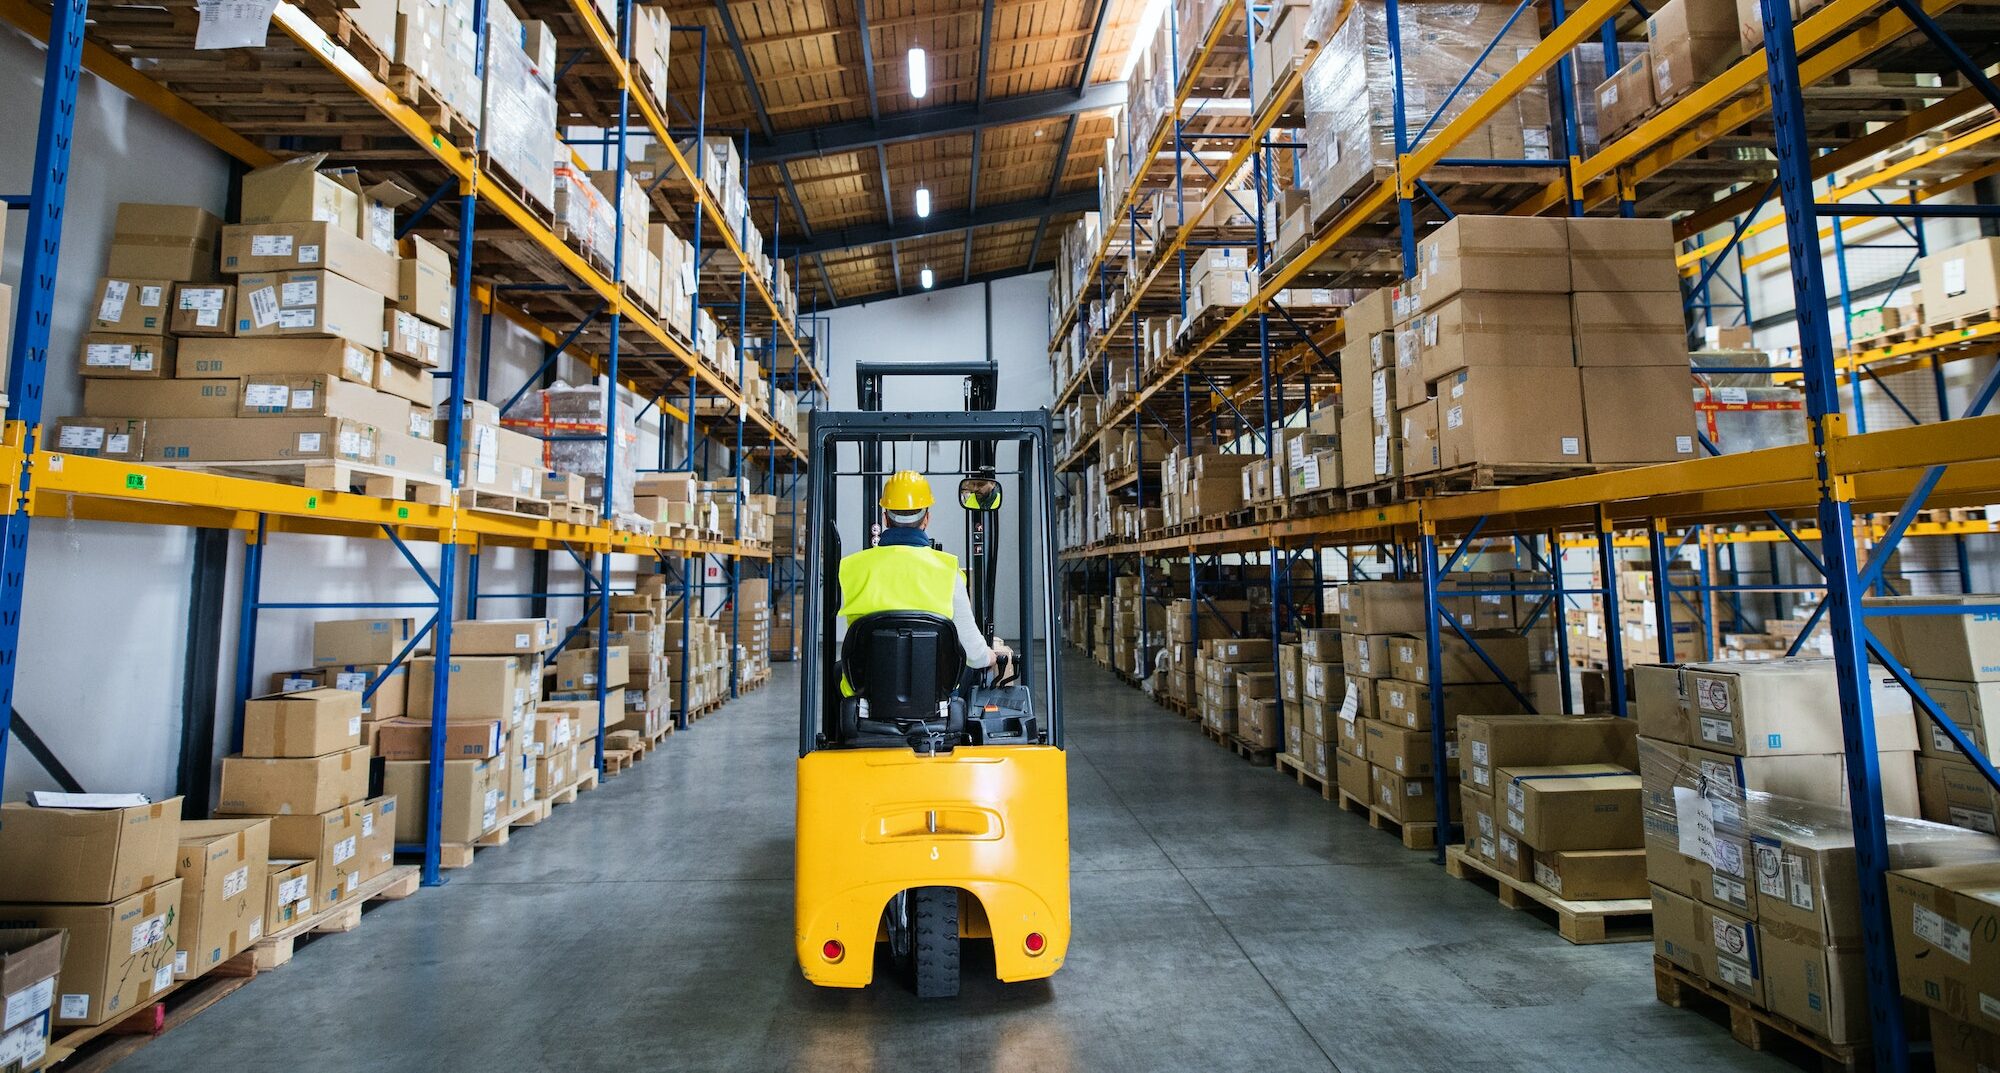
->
<box><xmin>880</xmin><ymin>470</ymin><xmax>934</xmax><ymax>511</ymax></box>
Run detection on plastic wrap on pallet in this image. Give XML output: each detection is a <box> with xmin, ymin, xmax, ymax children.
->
<box><xmin>553</xmin><ymin>163</ymin><xmax>616</xmax><ymax>263</ymax></box>
<box><xmin>1558</xmin><ymin>41</ymin><xmax>1648</xmax><ymax>157</ymax></box>
<box><xmin>1302</xmin><ymin>2</ymin><xmax>1550</xmax><ymax>225</ymax></box>
<box><xmin>503</xmin><ymin>378</ymin><xmax>639</xmax><ymax>517</ymax></box>
<box><xmin>481</xmin><ymin>10</ymin><xmax>558</xmax><ymax>213</ymax></box>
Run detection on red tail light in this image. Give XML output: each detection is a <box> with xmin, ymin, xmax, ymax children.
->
<box><xmin>1025</xmin><ymin>932</ymin><xmax>1046</xmax><ymax>955</ymax></box>
<box><xmin>822</xmin><ymin>939</ymin><xmax>844</xmax><ymax>962</ymax></box>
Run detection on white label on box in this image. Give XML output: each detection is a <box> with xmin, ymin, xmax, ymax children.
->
<box><xmin>132</xmin><ymin>349</ymin><xmax>155</xmax><ymax>372</ymax></box>
<box><xmin>347</xmin><ymin>872</ymin><xmax>359</xmax><ymax>893</ymax></box>
<box><xmin>59</xmin><ymin>994</ymin><xmax>88</xmax><ymax>1020</ymax></box>
<box><xmin>243</xmin><ymin>383</ymin><xmax>289</xmax><ymax>408</ymax></box>
<box><xmin>278</xmin><ymin>308</ymin><xmax>316</xmax><ymax>329</ymax></box>
<box><xmin>514</xmin><ymin>632</ymin><xmax>531</xmax><ymax>649</ymax></box>
<box><xmin>59</xmin><ymin>425</ymin><xmax>105</xmax><ymax>450</ymax></box>
<box><xmin>1695</xmin><ymin>677</ymin><xmax>1732</xmax><ymax>712</ymax></box>
<box><xmin>1711</xmin><ymin>837</ymin><xmax>1745</xmax><ymax>878</ymax></box>
<box><xmin>250</xmin><ymin>916</ymin><xmax>262</xmax><ymax>941</ymax></box>
<box><xmin>297</xmin><ymin>432</ymin><xmax>323</xmax><ymax>453</ymax></box>
<box><xmin>1698</xmin><ymin>715</ymin><xmax>1735</xmax><ymax>745</ymax></box>
<box><xmin>85</xmin><ymin>342</ymin><xmax>133</xmax><ymax>367</ymax></box>
<box><xmin>332</xmin><ymin>835</ymin><xmax>356</xmax><ymax>865</ymax></box>
<box><xmin>152</xmin><ymin>964</ymin><xmax>173</xmax><ymax>994</ymax></box>
<box><xmin>1945</xmin><ymin>257</ymin><xmax>1967</xmax><ymax>298</ymax></box>
<box><xmin>345</xmin><ymin>345</ymin><xmax>372</xmax><ymax>380</ymax></box>
<box><xmin>179</xmin><ymin>287</ymin><xmax>222</xmax><ymax>311</ymax></box>
<box><xmin>1914</xmin><ymin>904</ymin><xmax>1973</xmax><ymax>962</ymax></box>
<box><xmin>1338</xmin><ymin>681</ymin><xmax>1359</xmax><ymax>721</ymax></box>
<box><xmin>1675</xmin><ymin>435</ymin><xmax>1694</xmax><ymax>454</ymax></box>
<box><xmin>1535</xmin><ymin>861</ymin><xmax>1562</xmax><ymax>894</ymax></box>
<box><xmin>334</xmin><ymin>671</ymin><xmax>367</xmax><ymax>691</ymax></box>
<box><xmin>291</xmin><ymin>389</ymin><xmax>316</xmax><ymax>410</ymax></box>
<box><xmin>1505</xmin><ymin>808</ymin><xmax>1524</xmax><ymax>833</ymax></box>
<box><xmin>361</xmin><ymin>811</ymin><xmax>375</xmax><ymax>837</ymax></box>
<box><xmin>1404</xmin><ymin>781</ymin><xmax>1422</xmax><ymax>797</ymax></box>
<box><xmin>196</xmin><ymin>307</ymin><xmax>220</xmax><ymax>327</ymax></box>
<box><xmin>1934</xmin><ymin>724</ymin><xmax>1964</xmax><ymax>754</ymax></box>
<box><xmin>130</xmin><ymin>913</ymin><xmax>166</xmax><ymax>953</ymax></box>
<box><xmin>98</xmin><ymin>279</ymin><xmax>130</xmax><ymax>322</ymax></box>
<box><xmin>222</xmin><ymin>864</ymin><xmax>249</xmax><ymax>899</ymax></box>
<box><xmin>250</xmin><ymin>234</ymin><xmax>293</xmax><ymax>256</ymax></box>
<box><xmin>282</xmin><ymin>278</ymin><xmax>318</xmax><ymax>306</ymax></box>
<box><xmin>1445</xmin><ymin>405</ymin><xmax>1464</xmax><ymax>430</ymax></box>
<box><xmin>1785</xmin><ymin>851</ymin><xmax>1814</xmax><ymax>909</ymax></box>
<box><xmin>1712</xmin><ymin>875</ymin><xmax>1747</xmax><ymax>906</ymax></box>
<box><xmin>1951</xmin><ymin>806</ymin><xmax>1999</xmax><ymax>834</ymax></box>
<box><xmin>1470</xmin><ymin>741</ymin><xmax>1488</xmax><ymax>765</ymax></box>
<box><xmin>348</xmin><ymin>715</ymin><xmax>362</xmax><ymax>737</ymax></box>
<box><xmin>1560</xmin><ymin>437</ymin><xmax>1581</xmax><ymax>456</ymax></box>
<box><xmin>298</xmin><ymin>244</ymin><xmax>320</xmax><ymax>264</ymax></box>
<box><xmin>336</xmin><ymin>428</ymin><xmax>366</xmax><ymax>457</ymax></box>
<box><xmin>174</xmin><ymin>950</ymin><xmax>188</xmax><ymax>975</ymax></box>
<box><xmin>278</xmin><ymin>874</ymin><xmax>308</xmax><ymax>904</ymax></box>
<box><xmin>1673</xmin><ymin>785</ymin><xmax>1717</xmax><ymax>863</ymax></box>
<box><xmin>4</xmin><ymin>977</ymin><xmax>52</xmax><ymax>1028</ymax></box>
<box><xmin>1715</xmin><ymin>955</ymin><xmax>1753</xmax><ymax>990</ymax></box>
<box><xmin>1506</xmin><ymin>782</ymin><xmax>1525</xmax><ymax>811</ymax></box>
<box><xmin>297</xmin><ymin>897</ymin><xmax>311</xmax><ymax>916</ymax></box>
<box><xmin>1472</xmin><ymin>765</ymin><xmax>1490</xmax><ymax>788</ymax></box>
<box><xmin>139</xmin><ymin>285</ymin><xmax>164</xmax><ymax>307</ymax></box>
<box><xmin>247</xmin><ymin>285</ymin><xmax>279</xmax><ymax>328</ymax></box>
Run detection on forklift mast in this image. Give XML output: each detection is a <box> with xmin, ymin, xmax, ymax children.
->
<box><xmin>853</xmin><ymin>362</ymin><xmax>1000</xmax><ymax>639</ymax></box>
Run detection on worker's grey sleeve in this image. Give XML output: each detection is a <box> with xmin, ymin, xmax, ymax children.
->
<box><xmin>953</xmin><ymin>579</ymin><xmax>994</xmax><ymax>668</ymax></box>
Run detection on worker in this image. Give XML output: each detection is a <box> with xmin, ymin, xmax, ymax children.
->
<box><xmin>838</xmin><ymin>469</ymin><xmax>1010</xmax><ymax>686</ymax></box>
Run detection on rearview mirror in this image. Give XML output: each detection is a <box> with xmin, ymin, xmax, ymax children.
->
<box><xmin>958</xmin><ymin>477</ymin><xmax>1002</xmax><ymax>512</ymax></box>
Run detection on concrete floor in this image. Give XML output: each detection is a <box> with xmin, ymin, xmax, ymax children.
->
<box><xmin>115</xmin><ymin>657</ymin><xmax>1788</xmax><ymax>1073</ymax></box>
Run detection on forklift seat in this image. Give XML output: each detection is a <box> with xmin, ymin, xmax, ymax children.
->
<box><xmin>839</xmin><ymin>612</ymin><xmax>966</xmax><ymax>737</ymax></box>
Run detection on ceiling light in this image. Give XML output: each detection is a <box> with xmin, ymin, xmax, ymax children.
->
<box><xmin>915</xmin><ymin>187</ymin><xmax>931</xmax><ymax>218</ymax></box>
<box><xmin>920</xmin><ymin>266</ymin><xmax>934</xmax><ymax>289</ymax></box>
<box><xmin>908</xmin><ymin>47</ymin><xmax>928</xmax><ymax>99</ymax></box>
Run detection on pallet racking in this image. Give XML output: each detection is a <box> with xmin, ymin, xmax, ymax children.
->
<box><xmin>0</xmin><ymin>0</ymin><xmax>823</xmax><ymax>884</ymax></box>
<box><xmin>1051</xmin><ymin>0</ymin><xmax>2000</xmax><ymax>1066</ymax></box>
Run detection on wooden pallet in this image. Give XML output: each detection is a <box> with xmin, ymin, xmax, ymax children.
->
<box><xmin>1276</xmin><ymin>751</ymin><xmax>1334</xmax><ymax>800</ymax></box>
<box><xmin>1652</xmin><ymin>957</ymin><xmax>1866</xmax><ymax>1073</ymax></box>
<box><xmin>153</xmin><ymin>458</ymin><xmax>450</xmax><ymax>503</ymax></box>
<box><xmin>601</xmin><ymin>748</ymin><xmax>634</xmax><ymax>775</ymax></box>
<box><xmin>1223</xmin><ymin>732</ymin><xmax>1278</xmax><ymax>766</ymax></box>
<box><xmin>1443</xmin><ymin>846</ymin><xmax>1652</xmax><ymax>945</ymax></box>
<box><xmin>1403</xmin><ymin>461</ymin><xmax>1611</xmax><ymax>498</ymax></box>
<box><xmin>1846</xmin><ymin>321</ymin><xmax>1923</xmax><ymax>350</ymax></box>
<box><xmin>41</xmin><ymin>957</ymin><xmax>253</xmax><ymax>1072</ymax></box>
<box><xmin>476</xmin><ymin>150</ymin><xmax>558</xmax><ymax>227</ymax></box>
<box><xmin>434</xmin><ymin>801</ymin><xmax>546</xmax><ymax>869</ymax></box>
<box><xmin>1336</xmin><ymin>789</ymin><xmax>1438</xmax><ymax>850</ymax></box>
<box><xmin>1252</xmin><ymin>501</ymin><xmax>1290</xmax><ymax>523</ymax></box>
<box><xmin>1926</xmin><ymin>306</ymin><xmax>2000</xmax><ymax>334</ymax></box>
<box><xmin>385</xmin><ymin>65</ymin><xmax>476</xmax><ymax>147</ymax></box>
<box><xmin>251</xmin><ymin>864</ymin><xmax>420</xmax><ymax>970</ymax></box>
<box><xmin>1345</xmin><ymin>480</ymin><xmax>1399</xmax><ymax>510</ymax></box>
<box><xmin>547</xmin><ymin>767</ymin><xmax>600</xmax><ymax>806</ymax></box>
<box><xmin>460</xmin><ymin>488</ymin><xmax>554</xmax><ymax>518</ymax></box>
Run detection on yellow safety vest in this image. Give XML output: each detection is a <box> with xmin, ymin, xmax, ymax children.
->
<box><xmin>838</xmin><ymin>544</ymin><xmax>961</xmax><ymax>697</ymax></box>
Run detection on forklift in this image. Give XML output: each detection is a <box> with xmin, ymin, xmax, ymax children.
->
<box><xmin>793</xmin><ymin>407</ymin><xmax>1069</xmax><ymax>998</ymax></box>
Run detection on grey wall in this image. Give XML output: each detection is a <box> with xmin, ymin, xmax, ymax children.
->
<box><xmin>0</xmin><ymin>27</ymin><xmax>683</xmax><ymax>802</ymax></box>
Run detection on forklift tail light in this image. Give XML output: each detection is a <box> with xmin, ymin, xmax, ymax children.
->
<box><xmin>822</xmin><ymin>939</ymin><xmax>844</xmax><ymax>962</ymax></box>
<box><xmin>1025</xmin><ymin>932</ymin><xmax>1046</xmax><ymax>955</ymax></box>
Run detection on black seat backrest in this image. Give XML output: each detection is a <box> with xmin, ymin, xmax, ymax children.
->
<box><xmin>841</xmin><ymin>612</ymin><xmax>964</xmax><ymax>722</ymax></box>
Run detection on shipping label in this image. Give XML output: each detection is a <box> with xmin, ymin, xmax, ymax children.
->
<box><xmin>1913</xmin><ymin>904</ymin><xmax>1973</xmax><ymax>963</ymax></box>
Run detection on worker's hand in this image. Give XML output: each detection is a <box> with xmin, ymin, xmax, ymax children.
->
<box><xmin>989</xmin><ymin>640</ymin><xmax>1015</xmax><ymax>686</ymax></box>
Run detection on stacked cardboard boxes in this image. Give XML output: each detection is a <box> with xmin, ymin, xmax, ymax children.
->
<box><xmin>1457</xmin><ymin>715</ymin><xmax>1640</xmax><ymax>890</ymax></box>
<box><xmin>1615</xmin><ymin>563</ymin><xmax>1709</xmax><ymax>663</ymax></box>
<box><xmin>1870</xmin><ymin>595</ymin><xmax>2000</xmax><ymax>834</ymax></box>
<box><xmin>0</xmin><ymin>929</ymin><xmax>64</xmax><ymax>1071</ymax></box>
<box><xmin>1162</xmin><ymin>597</ymin><xmax>1244</xmax><ymax>707</ymax></box>
<box><xmin>1920</xmin><ymin>237</ymin><xmax>2000</xmax><ymax>333</ymax></box>
<box><xmin>1199</xmin><ymin>637</ymin><xmax>1272</xmax><ymax>740</ymax></box>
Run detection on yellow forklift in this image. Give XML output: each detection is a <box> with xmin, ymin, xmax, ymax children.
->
<box><xmin>793</xmin><ymin>408</ymin><xmax>1069</xmax><ymax>998</ymax></box>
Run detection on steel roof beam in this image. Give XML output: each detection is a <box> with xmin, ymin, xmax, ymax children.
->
<box><xmin>711</xmin><ymin>0</ymin><xmax>775</xmax><ymax>140</ymax></box>
<box><xmin>748</xmin><ymin>83</ymin><xmax>1125</xmax><ymax>164</ymax></box>
<box><xmin>792</xmin><ymin>190</ymin><xmax>1096</xmax><ymax>256</ymax></box>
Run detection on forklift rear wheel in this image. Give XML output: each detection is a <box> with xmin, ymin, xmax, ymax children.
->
<box><xmin>904</xmin><ymin>886</ymin><xmax>960</xmax><ymax>999</ymax></box>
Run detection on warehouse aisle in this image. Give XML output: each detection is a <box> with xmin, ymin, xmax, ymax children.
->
<box><xmin>114</xmin><ymin>659</ymin><xmax>1784</xmax><ymax>1073</ymax></box>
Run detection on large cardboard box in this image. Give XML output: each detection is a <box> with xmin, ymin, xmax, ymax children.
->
<box><xmin>385</xmin><ymin>758</ymin><xmax>504</xmax><ymax>843</ymax></box>
<box><xmin>1533</xmin><ymin>848</ymin><xmax>1647</xmax><ymax>900</ymax></box>
<box><xmin>453</xmin><ymin>618</ymin><xmax>558</xmax><ymax>655</ymax></box>
<box><xmin>107</xmin><ymin>203</ymin><xmax>223</xmax><ymax>282</ymax></box>
<box><xmin>1414</xmin><ymin>215</ymin><xmax>1569</xmax><ymax>305</ymax></box>
<box><xmin>1387</xmin><ymin>631</ymin><xmax>1530</xmax><ymax>685</ymax></box>
<box><xmin>265</xmin><ymin>808</ymin><xmax>362</xmax><ymax>909</ymax></box>
<box><xmin>234</xmin><ymin>270</ymin><xmax>387</xmax><ymax>349</ymax></box>
<box><xmin>1934</xmin><ymin>1009</ymin><xmax>2000</xmax><ymax>1073</ymax></box>
<box><xmin>237</xmin><ymin>377</ymin><xmax>411</xmax><ymax>434</ymax></box>
<box><xmin>1651</xmin><ymin>883</ymin><xmax>1712</xmax><ymax>977</ymax></box>
<box><xmin>1362</xmin><ymin>720</ymin><xmax>1455</xmax><ymax>778</ymax></box>
<box><xmin>1339</xmin><ymin>581</ymin><xmax>1426</xmax><ymax>635</ymax></box>
<box><xmin>1596</xmin><ymin>49</ymin><xmax>1655</xmax><ymax>139</ymax></box>
<box><xmin>142</xmin><ymin>417</ymin><xmax>375</xmax><ymax>465</ymax></box>
<box><xmin>171</xmin><ymin>283</ymin><xmax>234</xmax><ymax>337</ymax></box>
<box><xmin>0</xmin><ymin>880</ymin><xmax>183</xmax><ymax>1027</ymax></box>
<box><xmin>1413</xmin><ymin>292</ymin><xmax>1574</xmax><ymax>384</ymax></box>
<box><xmin>1887</xmin><ymin>862</ymin><xmax>2000</xmax><ymax>1029</ymax></box>
<box><xmin>1496</xmin><ymin>763</ymin><xmax>1642</xmax><ymax>851</ymax></box>
<box><xmin>91</xmin><ymin>277</ymin><xmax>173</xmax><ymax>334</ymax></box>
<box><xmin>1917</xmin><ymin>678</ymin><xmax>2000</xmax><ymax>760</ymax></box>
<box><xmin>172</xmin><ymin>819</ymin><xmax>269</xmax><ymax>981</ymax></box>
<box><xmin>372</xmin><ymin>717</ymin><xmax>504</xmax><ymax>760</ymax></box>
<box><xmin>176</xmin><ymin>337</ymin><xmax>376</xmax><ymax>383</ymax></box>
<box><xmin>1646</xmin><ymin>0</ymin><xmax>1742</xmax><ymax>103</ymax></box>
<box><xmin>397</xmin><ymin>234</ymin><xmax>454</xmax><ymax>326</ymax></box>
<box><xmin>1681</xmin><ymin>658</ymin><xmax>1920</xmax><ymax>756</ymax></box>
<box><xmin>1436</xmin><ymin>365</ymin><xmax>1587</xmax><ymax>468</ymax></box>
<box><xmin>216</xmin><ymin>746</ymin><xmax>370</xmax><ymax>815</ymax></box>
<box><xmin>78</xmin><ymin>332</ymin><xmax>174</xmax><ymax>379</ymax></box>
<box><xmin>220</xmin><ymin>222</ymin><xmax>398</xmax><ymax>298</ymax></box>
<box><xmin>1920</xmin><ymin>756</ymin><xmax>2000</xmax><ymax>834</ymax></box>
<box><xmin>49</xmin><ymin>417</ymin><xmax>146</xmax><ymax>460</ymax></box>
<box><xmin>1572</xmin><ymin>291</ymin><xmax>1688</xmax><ymax>367</ymax></box>
<box><xmin>84</xmin><ymin>378</ymin><xmax>239</xmax><ymax>418</ymax></box>
<box><xmin>0</xmin><ymin>797</ymin><xmax>183</xmax><ymax>904</ymax></box>
<box><xmin>407</xmin><ymin>656</ymin><xmax>529</xmax><ymax>722</ymax></box>
<box><xmin>1872</xmin><ymin>595</ymin><xmax>2000</xmax><ymax>682</ymax></box>
<box><xmin>243</xmin><ymin>688</ymin><xmax>364</xmax><ymax>758</ymax></box>
<box><xmin>1921</xmin><ymin>237</ymin><xmax>2000</xmax><ymax>328</ymax></box>
<box><xmin>1459</xmin><ymin>714</ymin><xmax>1637</xmax><ymax>795</ymax></box>
<box><xmin>239</xmin><ymin>156</ymin><xmax>360</xmax><ymax>232</ymax></box>
<box><xmin>1461</xmin><ymin>785</ymin><xmax>1496</xmax><ymax>862</ymax></box>
<box><xmin>356</xmin><ymin>796</ymin><xmax>397</xmax><ymax>882</ymax></box>
<box><xmin>1581</xmin><ymin>364</ymin><xmax>1699</xmax><ymax>463</ymax></box>
<box><xmin>1370</xmin><ymin>764</ymin><xmax>1454</xmax><ymax>824</ymax></box>
<box><xmin>264</xmin><ymin>860</ymin><xmax>314</xmax><ymax>931</ymax></box>
<box><xmin>314</xmin><ymin>617</ymin><xmax>423</xmax><ymax>665</ymax></box>
<box><xmin>1566</xmin><ymin>217</ymin><xmax>1680</xmax><ymax>292</ymax></box>
<box><xmin>0</xmin><ymin>929</ymin><xmax>64</xmax><ymax>1070</ymax></box>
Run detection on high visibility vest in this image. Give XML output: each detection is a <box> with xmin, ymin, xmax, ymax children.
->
<box><xmin>838</xmin><ymin>544</ymin><xmax>959</xmax><ymax>620</ymax></box>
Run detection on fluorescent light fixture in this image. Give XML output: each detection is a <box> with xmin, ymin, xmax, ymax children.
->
<box><xmin>915</xmin><ymin>187</ymin><xmax>931</xmax><ymax>218</ymax></box>
<box><xmin>920</xmin><ymin>266</ymin><xmax>934</xmax><ymax>289</ymax></box>
<box><xmin>908</xmin><ymin>47</ymin><xmax>928</xmax><ymax>98</ymax></box>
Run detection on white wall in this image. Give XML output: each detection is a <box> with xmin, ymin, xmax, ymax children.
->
<box><xmin>821</xmin><ymin>273</ymin><xmax>1056</xmax><ymax>645</ymax></box>
<box><xmin>0</xmin><ymin>26</ymin><xmax>696</xmax><ymax>802</ymax></box>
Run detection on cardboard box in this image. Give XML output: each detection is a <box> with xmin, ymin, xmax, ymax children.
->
<box><xmin>1647</xmin><ymin>0</ymin><xmax>1742</xmax><ymax>103</ymax></box>
<box><xmin>1532</xmin><ymin>848</ymin><xmax>1647</xmax><ymax>900</ymax></box>
<box><xmin>0</xmin><ymin>797</ymin><xmax>183</xmax><ymax>904</ymax></box>
<box><xmin>1413</xmin><ymin>292</ymin><xmax>1575</xmax><ymax>385</ymax></box>
<box><xmin>1</xmin><ymin>880</ymin><xmax>183</xmax><ymax>1027</ymax></box>
<box><xmin>1581</xmin><ymin>364</ymin><xmax>1699</xmax><ymax>463</ymax></box>
<box><xmin>216</xmin><ymin>746</ymin><xmax>370</xmax><ymax>816</ymax></box>
<box><xmin>1565</xmin><ymin>217</ymin><xmax>1679</xmax><ymax>292</ymax></box>
<box><xmin>170</xmin><ymin>283</ymin><xmax>234</xmax><ymax>337</ymax></box>
<box><xmin>372</xmin><ymin>717</ymin><xmax>504</xmax><ymax>760</ymax></box>
<box><xmin>239</xmin><ymin>156</ymin><xmax>359</xmax><ymax>232</ymax></box>
<box><xmin>314</xmin><ymin>617</ymin><xmax>424</xmax><ymax>665</ymax></box>
<box><xmin>107</xmin><ymin>203</ymin><xmax>223</xmax><ymax>282</ymax></box>
<box><xmin>1651</xmin><ymin>883</ymin><xmax>1712</xmax><ymax>977</ymax></box>
<box><xmin>49</xmin><ymin>417</ymin><xmax>145</xmax><ymax>460</ymax></box>
<box><xmin>1887</xmin><ymin>862</ymin><xmax>2000</xmax><ymax>1029</ymax></box>
<box><xmin>1362</xmin><ymin>720</ymin><xmax>1456</xmax><ymax>778</ymax></box>
<box><xmin>453</xmin><ymin>618</ymin><xmax>558</xmax><ymax>655</ymax></box>
<box><xmin>1872</xmin><ymin>595</ymin><xmax>2000</xmax><ymax>682</ymax></box>
<box><xmin>1461</xmin><ymin>785</ymin><xmax>1496</xmax><ymax>862</ymax></box>
<box><xmin>243</xmin><ymin>688</ymin><xmax>364</xmax><ymax>758</ymax></box>
<box><xmin>78</xmin><ymin>332</ymin><xmax>174</xmax><ymax>379</ymax></box>
<box><xmin>1494</xmin><ymin>827</ymin><xmax>1536</xmax><ymax>882</ymax></box>
<box><xmin>91</xmin><ymin>277</ymin><xmax>173</xmax><ymax>334</ymax></box>
<box><xmin>1917</xmin><ymin>678</ymin><xmax>2000</xmax><ymax>760</ymax></box>
<box><xmin>385</xmin><ymin>758</ymin><xmax>504</xmax><ymax>843</ymax></box>
<box><xmin>234</xmin><ymin>270</ymin><xmax>388</xmax><ymax>349</ymax></box>
<box><xmin>84</xmin><ymin>378</ymin><xmax>239</xmax><ymax>418</ymax></box>
<box><xmin>1370</xmin><ymin>764</ymin><xmax>1453</xmax><ymax>824</ymax></box>
<box><xmin>374</xmin><ymin>350</ymin><xmax>433</xmax><ymax>405</ymax></box>
<box><xmin>172</xmin><ymin>819</ymin><xmax>269</xmax><ymax>981</ymax></box>
<box><xmin>1414</xmin><ymin>215</ymin><xmax>1569</xmax><ymax>305</ymax></box>
<box><xmin>0</xmin><ymin>929</ymin><xmax>64</xmax><ymax>1070</ymax></box>
<box><xmin>407</xmin><ymin>656</ymin><xmax>529</xmax><ymax>721</ymax></box>
<box><xmin>277</xmin><ymin>663</ymin><xmax>408</xmax><ymax>721</ymax></box>
<box><xmin>263</xmin><ymin>860</ymin><xmax>314</xmax><ymax>931</ymax></box>
<box><xmin>1333</xmin><ymin>748</ymin><xmax>1369</xmax><ymax>799</ymax></box>
<box><xmin>1934</xmin><ymin>1008</ymin><xmax>2000</xmax><ymax>1073</ymax></box>
<box><xmin>142</xmin><ymin>417</ymin><xmax>375</xmax><ymax>465</ymax></box>
<box><xmin>1572</xmin><ymin>291</ymin><xmax>1689</xmax><ymax>367</ymax></box>
<box><xmin>1921</xmin><ymin>237</ymin><xmax>2000</xmax><ymax>329</ymax></box>
<box><xmin>237</xmin><ymin>377</ymin><xmax>411</xmax><ymax>434</ymax></box>
<box><xmin>1920</xmin><ymin>756</ymin><xmax>2000</xmax><ymax>834</ymax></box>
<box><xmin>356</xmin><ymin>796</ymin><xmax>397</xmax><ymax>882</ymax></box>
<box><xmin>1496</xmin><ymin>763</ymin><xmax>1642</xmax><ymax>851</ymax></box>
<box><xmin>176</xmin><ymin>337</ymin><xmax>375</xmax><ymax>383</ymax></box>
<box><xmin>1436</xmin><ymin>365</ymin><xmax>1587</xmax><ymax>468</ymax></box>
<box><xmin>1386</xmin><ymin>631</ymin><xmax>1531</xmax><ymax>685</ymax></box>
<box><xmin>384</xmin><ymin>309</ymin><xmax>444</xmax><ymax>368</ymax></box>
<box><xmin>397</xmin><ymin>235</ymin><xmax>454</xmax><ymax>326</ymax></box>
<box><xmin>1341</xmin><ymin>632</ymin><xmax>1395</xmax><ymax>678</ymax></box>
<box><xmin>265</xmin><ymin>808</ymin><xmax>362</xmax><ymax>909</ymax></box>
<box><xmin>220</xmin><ymin>222</ymin><xmax>398</xmax><ymax>298</ymax></box>
<box><xmin>1681</xmin><ymin>658</ymin><xmax>1920</xmax><ymax>756</ymax></box>
<box><xmin>376</xmin><ymin>429</ymin><xmax>446</xmax><ymax>481</ymax></box>
<box><xmin>1400</xmin><ymin>399</ymin><xmax>1440</xmax><ymax>476</ymax></box>
<box><xmin>1699</xmin><ymin>898</ymin><xmax>1763</xmax><ymax>1004</ymax></box>
<box><xmin>1596</xmin><ymin>49</ymin><xmax>1655</xmax><ymax>139</ymax></box>
<box><xmin>1339</xmin><ymin>582</ymin><xmax>1426</xmax><ymax>635</ymax></box>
